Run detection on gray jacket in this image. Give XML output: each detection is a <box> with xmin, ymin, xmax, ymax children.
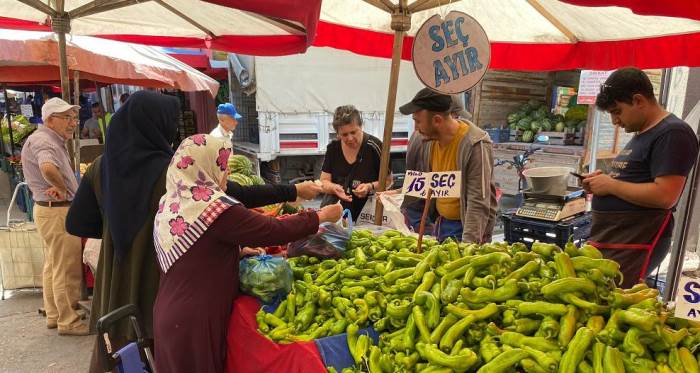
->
<box><xmin>403</xmin><ymin>121</ymin><xmax>497</xmax><ymax>243</ymax></box>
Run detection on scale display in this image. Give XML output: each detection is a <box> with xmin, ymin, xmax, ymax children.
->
<box><xmin>516</xmin><ymin>197</ymin><xmax>586</xmax><ymax>221</ymax></box>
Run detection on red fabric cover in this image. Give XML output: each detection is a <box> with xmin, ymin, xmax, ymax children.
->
<box><xmin>560</xmin><ymin>1</ymin><xmax>700</xmax><ymax>21</ymax></box>
<box><xmin>225</xmin><ymin>295</ymin><xmax>327</xmax><ymax>373</ymax></box>
<box><xmin>312</xmin><ymin>21</ymin><xmax>700</xmax><ymax>70</ymax></box>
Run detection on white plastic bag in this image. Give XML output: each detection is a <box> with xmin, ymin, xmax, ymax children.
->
<box><xmin>377</xmin><ymin>192</ymin><xmax>412</xmax><ymax>235</ymax></box>
<box><xmin>83</xmin><ymin>238</ymin><xmax>101</xmax><ymax>273</ymax></box>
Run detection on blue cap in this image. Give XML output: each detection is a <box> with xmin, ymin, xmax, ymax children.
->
<box><xmin>217</xmin><ymin>103</ymin><xmax>242</xmax><ymax>119</ymax></box>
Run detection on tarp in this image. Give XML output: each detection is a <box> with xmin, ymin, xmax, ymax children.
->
<box><xmin>0</xmin><ymin>0</ymin><xmax>321</xmax><ymax>56</ymax></box>
<box><xmin>560</xmin><ymin>0</ymin><xmax>700</xmax><ymax>22</ymax></box>
<box><xmin>314</xmin><ymin>0</ymin><xmax>700</xmax><ymax>70</ymax></box>
<box><xmin>0</xmin><ymin>29</ymin><xmax>219</xmax><ymax>96</ymax></box>
<box><xmin>255</xmin><ymin>47</ymin><xmax>424</xmax><ymax>113</ymax></box>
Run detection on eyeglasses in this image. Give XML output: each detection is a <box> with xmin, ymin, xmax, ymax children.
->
<box><xmin>52</xmin><ymin>114</ymin><xmax>79</xmax><ymax>122</ymax></box>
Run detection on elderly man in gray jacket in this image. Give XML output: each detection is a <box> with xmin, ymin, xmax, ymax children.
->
<box><xmin>400</xmin><ymin>88</ymin><xmax>497</xmax><ymax>243</ymax></box>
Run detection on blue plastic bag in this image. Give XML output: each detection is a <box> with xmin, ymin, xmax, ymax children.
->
<box><xmin>287</xmin><ymin>209</ymin><xmax>353</xmax><ymax>258</ymax></box>
<box><xmin>239</xmin><ymin>255</ymin><xmax>292</xmax><ymax>304</ymax></box>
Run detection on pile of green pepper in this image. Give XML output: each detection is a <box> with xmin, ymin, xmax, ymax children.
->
<box><xmin>257</xmin><ymin>229</ymin><xmax>700</xmax><ymax>372</ymax></box>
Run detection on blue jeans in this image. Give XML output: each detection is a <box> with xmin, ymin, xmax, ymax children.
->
<box><xmin>435</xmin><ymin>216</ymin><xmax>463</xmax><ymax>242</ymax></box>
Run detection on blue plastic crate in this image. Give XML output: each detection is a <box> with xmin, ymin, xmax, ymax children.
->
<box><xmin>487</xmin><ymin>128</ymin><xmax>511</xmax><ymax>143</ymax></box>
<box><xmin>502</xmin><ymin>212</ymin><xmax>591</xmax><ymax>249</ymax></box>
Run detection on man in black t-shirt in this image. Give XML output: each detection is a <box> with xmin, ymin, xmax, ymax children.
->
<box><xmin>583</xmin><ymin>67</ymin><xmax>699</xmax><ymax>286</ymax></box>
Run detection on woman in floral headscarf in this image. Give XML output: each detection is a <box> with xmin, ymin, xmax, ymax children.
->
<box><xmin>152</xmin><ymin>134</ymin><xmax>341</xmax><ymax>373</ymax></box>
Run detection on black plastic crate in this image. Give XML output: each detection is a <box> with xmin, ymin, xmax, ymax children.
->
<box><xmin>502</xmin><ymin>212</ymin><xmax>592</xmax><ymax>249</ymax></box>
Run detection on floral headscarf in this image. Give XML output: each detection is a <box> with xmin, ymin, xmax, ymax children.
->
<box><xmin>154</xmin><ymin>134</ymin><xmax>238</xmax><ymax>273</ymax></box>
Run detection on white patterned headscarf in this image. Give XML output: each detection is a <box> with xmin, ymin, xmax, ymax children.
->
<box><xmin>154</xmin><ymin>134</ymin><xmax>239</xmax><ymax>273</ymax></box>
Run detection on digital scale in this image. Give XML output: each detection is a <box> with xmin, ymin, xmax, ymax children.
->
<box><xmin>516</xmin><ymin>188</ymin><xmax>587</xmax><ymax>221</ymax></box>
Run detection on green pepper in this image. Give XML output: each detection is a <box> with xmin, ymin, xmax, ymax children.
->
<box><xmin>414</xmin><ymin>291</ymin><xmax>440</xmax><ymax>329</ymax></box>
<box><xmin>622</xmin><ymin>327</ymin><xmax>646</xmax><ymax>356</ymax></box>
<box><xmin>602</xmin><ymin>346</ymin><xmax>625</xmax><ymax>373</ymax></box>
<box><xmin>446</xmin><ymin>243</ymin><xmax>461</xmax><ymax>261</ymax></box>
<box><xmin>383</xmin><ymin>267</ymin><xmax>415</xmax><ymax>284</ymax></box>
<box><xmin>570</xmin><ymin>256</ymin><xmax>621</xmax><ymax>279</ymax></box>
<box><xmin>269</xmin><ymin>325</ymin><xmax>293</xmax><ymax>341</ymax></box>
<box><xmin>413</xmin><ymin>272</ymin><xmax>436</xmax><ymax>300</ymax></box>
<box><xmin>439</xmin><ymin>264</ymin><xmax>471</xmax><ymax>290</ymax></box>
<box><xmin>346</xmin><ymin>323</ymin><xmax>359</xmax><ymax>358</ymax></box>
<box><xmin>368</xmin><ymin>345</ymin><xmax>382</xmax><ymax>373</ymax></box>
<box><xmin>622</xmin><ymin>354</ymin><xmax>656</xmax><ymax>373</ymax></box>
<box><xmin>294</xmin><ymin>302</ymin><xmax>316</xmax><ymax>331</ymax></box>
<box><xmin>514</xmin><ymin>252</ymin><xmax>540</xmax><ymax>266</ymax></box>
<box><xmin>341</xmin><ymin>267</ymin><xmax>376</xmax><ymax>279</ymax></box>
<box><xmin>502</xmin><ymin>309</ymin><xmax>516</xmax><ymax>326</ymax></box>
<box><xmin>586</xmin><ymin>316</ymin><xmax>605</xmax><ymax>334</ymax></box>
<box><xmin>517</xmin><ymin>301</ymin><xmax>568</xmax><ymax>317</ymax></box>
<box><xmin>315</xmin><ymin>266</ymin><xmax>337</xmax><ymax>284</ymax></box>
<box><xmin>659</xmin><ymin>326</ymin><xmax>689</xmax><ymax>348</ymax></box>
<box><xmin>379</xmin><ymin>353</ymin><xmax>393</xmax><ymax>372</ymax></box>
<box><xmin>413</xmin><ymin>306</ymin><xmax>432</xmax><ymax>343</ymax></box>
<box><xmin>680</xmin><ymin>347</ymin><xmax>699</xmax><ymax>373</ymax></box>
<box><xmin>429</xmin><ymin>314</ymin><xmax>458</xmax><ymax>344</ymax></box>
<box><xmin>610</xmin><ymin>288</ymin><xmax>660</xmax><ymax>308</ymax></box>
<box><xmin>479</xmin><ymin>335</ymin><xmax>502</xmax><ymax>363</ymax></box>
<box><xmin>558</xmin><ymin>293</ymin><xmax>610</xmax><ymax>315</ymax></box>
<box><xmin>469</xmin><ymin>252</ymin><xmax>512</xmax><ymax>268</ymax></box>
<box><xmin>535</xmin><ymin>316</ymin><xmax>560</xmax><ymax>339</ymax></box>
<box><xmin>265</xmin><ymin>312</ymin><xmax>287</xmax><ymax>328</ymax></box>
<box><xmin>352</xmin><ymin>334</ymin><xmax>369</xmax><ymax>365</ymax></box>
<box><xmin>472</xmin><ymin>275</ymin><xmax>497</xmax><ymax>289</ymax></box>
<box><xmin>620</xmin><ymin>282</ymin><xmax>649</xmax><ymax>293</ymax></box>
<box><xmin>629</xmin><ymin>297</ymin><xmax>660</xmax><ymax>311</ymax></box>
<box><xmin>460</xmin><ymin>279</ymin><xmax>519</xmax><ymax>303</ymax></box>
<box><xmin>499</xmin><ymin>331</ymin><xmax>560</xmax><ymax>352</ymax></box>
<box><xmin>591</xmin><ymin>342</ymin><xmax>605</xmax><ymax>373</ymax></box>
<box><xmin>318</xmin><ymin>288</ymin><xmax>332</xmax><ymax>308</ymax></box>
<box><xmin>404</xmin><ymin>313</ymin><xmax>417</xmax><ymax>351</ymax></box>
<box><xmin>578</xmin><ymin>360</ymin><xmax>593</xmax><ymax>373</ymax></box>
<box><xmin>439</xmin><ymin>303</ymin><xmax>499</xmax><ymax>352</ymax></box>
<box><xmin>415</xmin><ymin>343</ymin><xmax>478</xmax><ymax>372</ymax></box>
<box><xmin>476</xmin><ymin>348</ymin><xmax>529</xmax><ymax>373</ymax></box>
<box><xmin>441</xmin><ymin>279</ymin><xmax>462</xmax><ymax>305</ymax></box>
<box><xmin>500</xmin><ymin>260</ymin><xmax>540</xmax><ymax>285</ymax></box>
<box><xmin>539</xmin><ymin>262</ymin><xmax>555</xmax><ymax>279</ymax></box>
<box><xmin>256</xmin><ymin>309</ymin><xmax>270</xmax><ymax>333</ymax></box>
<box><xmin>398</xmin><ymin>352</ymin><xmax>420</xmax><ymax>370</ymax></box>
<box><xmin>386</xmin><ymin>299</ymin><xmax>412</xmax><ymax>319</ymax></box>
<box><xmin>340</xmin><ymin>286</ymin><xmax>367</xmax><ymax>299</ymax></box>
<box><xmin>598</xmin><ymin>310</ymin><xmax>625</xmax><ymax>343</ymax></box>
<box><xmin>554</xmin><ymin>252</ymin><xmax>577</xmax><ymax>278</ymax></box>
<box><xmin>558</xmin><ymin>305</ymin><xmax>578</xmax><ymax>347</ymax></box>
<box><xmin>272</xmin><ymin>300</ymin><xmax>287</xmax><ymax>319</ymax></box>
<box><xmin>578</xmin><ymin>244</ymin><xmax>603</xmax><ymax>259</ymax></box>
<box><xmin>531</xmin><ymin>241</ymin><xmax>560</xmax><ymax>258</ymax></box>
<box><xmin>507</xmin><ymin>318</ymin><xmax>541</xmax><ymax>335</ymax></box>
<box><xmin>352</xmin><ymin>299</ymin><xmax>369</xmax><ymax>325</ymax></box>
<box><xmin>331</xmin><ymin>319</ymin><xmax>349</xmax><ymax>335</ymax></box>
<box><xmin>522</xmin><ymin>345</ymin><xmax>558</xmax><ymax>372</ymax></box>
<box><xmin>564</xmin><ymin>239</ymin><xmax>579</xmax><ymax>258</ymax></box>
<box><xmin>559</xmin><ymin>327</ymin><xmax>595</xmax><ymax>373</ymax></box>
<box><xmin>521</xmin><ymin>359</ymin><xmax>549</xmax><ymax>373</ymax></box>
<box><xmin>541</xmin><ymin>277</ymin><xmax>597</xmax><ymax>298</ymax></box>
<box><xmin>618</xmin><ymin>308</ymin><xmax>658</xmax><ymax>331</ymax></box>
<box><xmin>341</xmin><ymin>278</ymin><xmax>379</xmax><ymax>288</ymax></box>
<box><xmin>332</xmin><ymin>297</ymin><xmax>352</xmax><ymax>313</ymax></box>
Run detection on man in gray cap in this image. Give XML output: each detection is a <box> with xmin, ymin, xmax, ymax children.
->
<box><xmin>400</xmin><ymin>88</ymin><xmax>497</xmax><ymax>243</ymax></box>
<box><xmin>21</xmin><ymin>97</ymin><xmax>87</xmax><ymax>335</ymax></box>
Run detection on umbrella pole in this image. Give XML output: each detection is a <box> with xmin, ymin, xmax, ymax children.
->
<box><xmin>73</xmin><ymin>71</ymin><xmax>80</xmax><ymax>178</ymax></box>
<box><xmin>374</xmin><ymin>10</ymin><xmax>411</xmax><ymax>226</ymax></box>
<box><xmin>57</xmin><ymin>31</ymin><xmax>71</xmax><ymax>102</ymax></box>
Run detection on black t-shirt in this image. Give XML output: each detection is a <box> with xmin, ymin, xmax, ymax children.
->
<box><xmin>592</xmin><ymin>114</ymin><xmax>699</xmax><ymax>212</ymax></box>
<box><xmin>321</xmin><ymin>133</ymin><xmax>383</xmax><ymax>220</ymax></box>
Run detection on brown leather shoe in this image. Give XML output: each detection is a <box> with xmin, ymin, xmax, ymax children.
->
<box><xmin>46</xmin><ymin>320</ymin><xmax>57</xmax><ymax>329</ymax></box>
<box><xmin>58</xmin><ymin>323</ymin><xmax>89</xmax><ymax>336</ymax></box>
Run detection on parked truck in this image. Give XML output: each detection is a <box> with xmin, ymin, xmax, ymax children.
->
<box><xmin>224</xmin><ymin>47</ymin><xmax>428</xmax><ymax>185</ymax></box>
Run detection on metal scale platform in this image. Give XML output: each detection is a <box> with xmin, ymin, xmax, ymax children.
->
<box><xmin>516</xmin><ymin>187</ymin><xmax>586</xmax><ymax>221</ymax></box>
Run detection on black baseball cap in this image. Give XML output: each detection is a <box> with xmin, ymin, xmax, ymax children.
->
<box><xmin>399</xmin><ymin>88</ymin><xmax>452</xmax><ymax>115</ymax></box>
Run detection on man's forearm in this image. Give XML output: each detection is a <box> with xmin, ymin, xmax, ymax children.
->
<box><xmin>40</xmin><ymin>163</ymin><xmax>66</xmax><ymax>190</ymax></box>
<box><xmin>609</xmin><ymin>179</ymin><xmax>677</xmax><ymax>209</ymax></box>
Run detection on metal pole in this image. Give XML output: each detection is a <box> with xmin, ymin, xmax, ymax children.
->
<box><xmin>374</xmin><ymin>8</ymin><xmax>411</xmax><ymax>226</ymax></box>
<box><xmin>588</xmin><ymin>109</ymin><xmax>601</xmax><ymax>173</ymax></box>
<box><xmin>73</xmin><ymin>71</ymin><xmax>81</xmax><ymax>178</ymax></box>
<box><xmin>2</xmin><ymin>86</ymin><xmax>15</xmax><ymax>156</ymax></box>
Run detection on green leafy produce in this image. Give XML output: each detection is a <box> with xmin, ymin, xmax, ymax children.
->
<box><xmin>1</xmin><ymin>115</ymin><xmax>35</xmax><ymax>145</ymax></box>
<box><xmin>240</xmin><ymin>255</ymin><xmax>293</xmax><ymax>304</ymax></box>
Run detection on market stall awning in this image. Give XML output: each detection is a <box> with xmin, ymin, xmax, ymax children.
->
<box><xmin>314</xmin><ymin>0</ymin><xmax>700</xmax><ymax>70</ymax></box>
<box><xmin>163</xmin><ymin>48</ymin><xmax>228</xmax><ymax>81</ymax></box>
<box><xmin>560</xmin><ymin>0</ymin><xmax>700</xmax><ymax>22</ymax></box>
<box><xmin>0</xmin><ymin>0</ymin><xmax>321</xmax><ymax>56</ymax></box>
<box><xmin>0</xmin><ymin>29</ymin><xmax>220</xmax><ymax>96</ymax></box>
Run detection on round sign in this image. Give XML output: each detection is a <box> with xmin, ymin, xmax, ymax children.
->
<box><xmin>412</xmin><ymin>11</ymin><xmax>491</xmax><ymax>94</ymax></box>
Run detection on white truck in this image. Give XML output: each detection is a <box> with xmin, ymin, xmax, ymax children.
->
<box><xmin>225</xmin><ymin>47</ymin><xmax>427</xmax><ymax>185</ymax></box>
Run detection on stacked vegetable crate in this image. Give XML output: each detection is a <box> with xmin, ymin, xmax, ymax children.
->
<box><xmin>254</xmin><ymin>229</ymin><xmax>699</xmax><ymax>372</ymax></box>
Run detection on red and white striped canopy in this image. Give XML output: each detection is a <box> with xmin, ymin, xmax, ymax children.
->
<box><xmin>0</xmin><ymin>0</ymin><xmax>321</xmax><ymax>56</ymax></box>
<box><xmin>314</xmin><ymin>0</ymin><xmax>700</xmax><ymax>71</ymax></box>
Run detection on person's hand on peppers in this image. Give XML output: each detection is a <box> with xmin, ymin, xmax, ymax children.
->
<box><xmin>582</xmin><ymin>170</ymin><xmax>615</xmax><ymax>196</ymax></box>
<box><xmin>352</xmin><ymin>182</ymin><xmax>373</xmax><ymax>199</ymax></box>
<box><xmin>294</xmin><ymin>180</ymin><xmax>323</xmax><ymax>200</ymax></box>
<box><xmin>240</xmin><ymin>247</ymin><xmax>266</xmax><ymax>256</ymax></box>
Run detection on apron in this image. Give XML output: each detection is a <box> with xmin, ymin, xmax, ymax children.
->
<box><xmin>587</xmin><ymin>209</ymin><xmax>671</xmax><ymax>289</ymax></box>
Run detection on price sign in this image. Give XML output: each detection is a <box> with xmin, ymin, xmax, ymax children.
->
<box><xmin>577</xmin><ymin>70</ymin><xmax>614</xmax><ymax>105</ymax></box>
<box><xmin>674</xmin><ymin>274</ymin><xmax>700</xmax><ymax>320</ymax></box>
<box><xmin>402</xmin><ymin>170</ymin><xmax>461</xmax><ymax>199</ymax></box>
